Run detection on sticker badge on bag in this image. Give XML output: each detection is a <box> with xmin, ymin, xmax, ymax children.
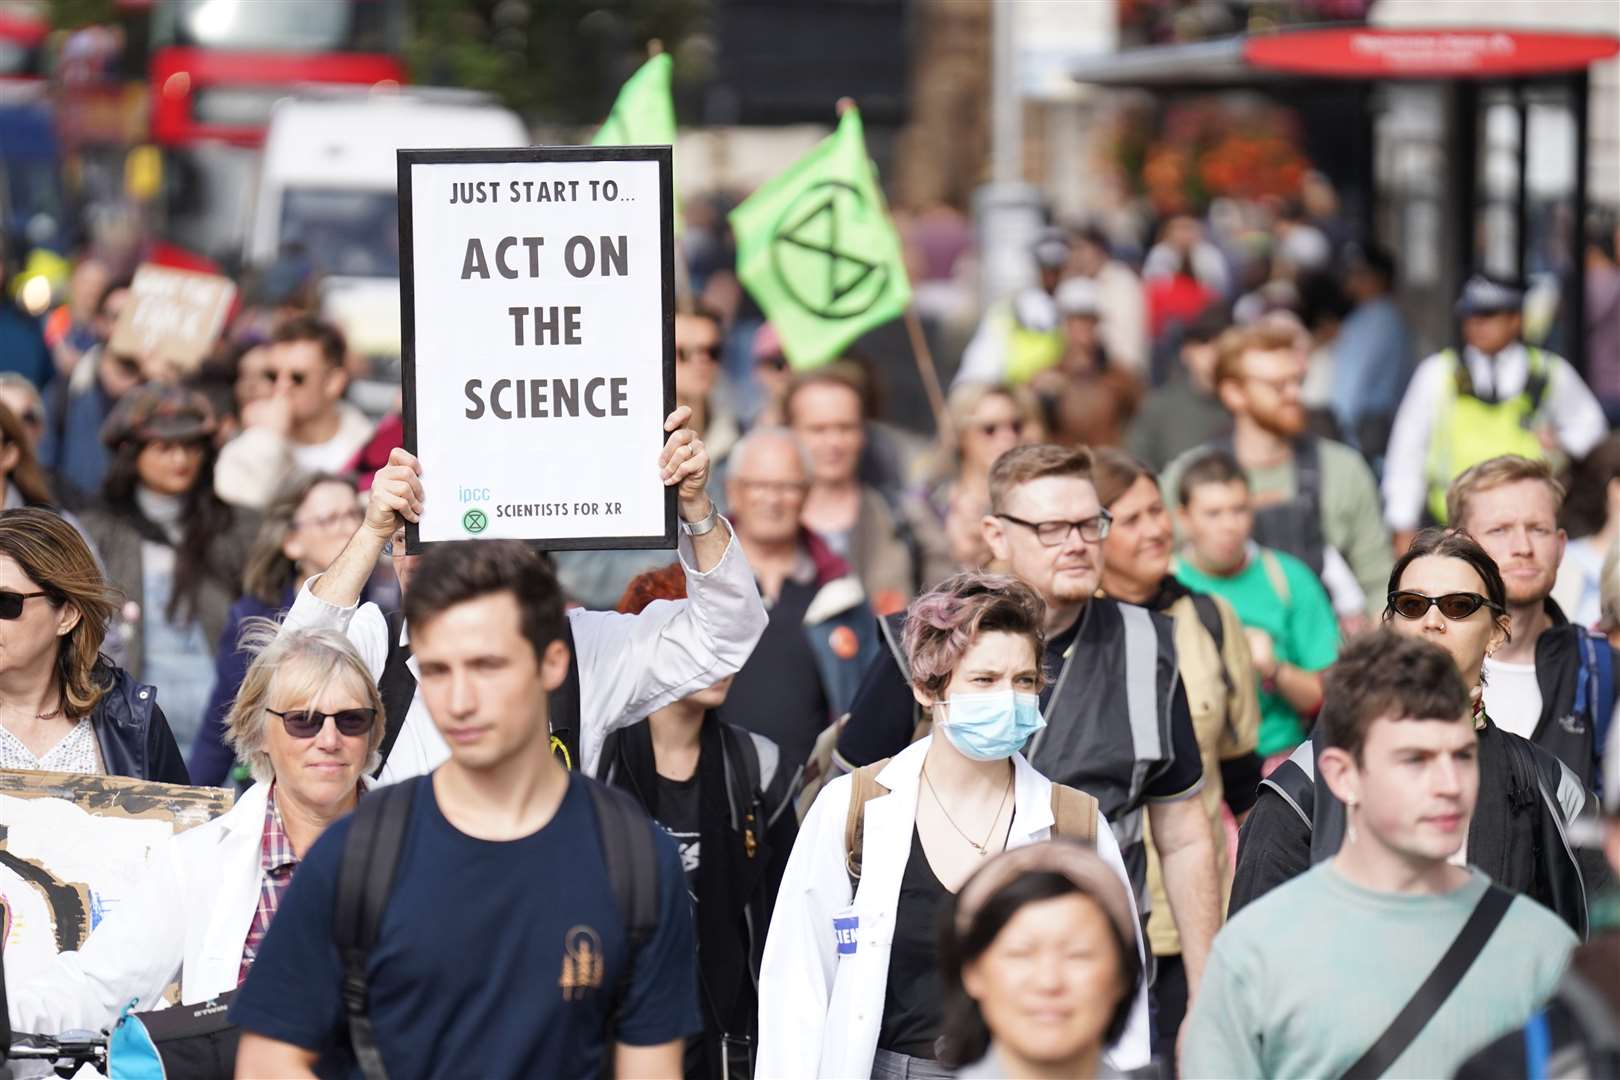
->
<box><xmin>832</xmin><ymin>911</ymin><xmax>859</xmax><ymax>955</ymax></box>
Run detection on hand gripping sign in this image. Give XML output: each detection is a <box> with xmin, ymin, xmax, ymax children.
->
<box><xmin>399</xmin><ymin>146</ymin><xmax>676</xmax><ymax>549</ymax></box>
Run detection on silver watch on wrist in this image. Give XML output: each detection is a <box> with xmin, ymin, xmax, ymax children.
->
<box><xmin>679</xmin><ymin>503</ymin><xmax>720</xmax><ymax>536</ymax></box>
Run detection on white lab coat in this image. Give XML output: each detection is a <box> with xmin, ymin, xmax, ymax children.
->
<box><xmin>755</xmin><ymin>738</ymin><xmax>1152</xmax><ymax>1079</ymax></box>
<box><xmin>282</xmin><ymin>526</ymin><xmax>769</xmax><ymax>781</ymax></box>
<box><xmin>9</xmin><ymin>781</ymin><xmax>281</xmax><ymax>1034</ymax></box>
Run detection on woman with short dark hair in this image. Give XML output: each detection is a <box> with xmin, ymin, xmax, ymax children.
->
<box><xmin>938</xmin><ymin>840</ymin><xmax>1142</xmax><ymax>1079</ymax></box>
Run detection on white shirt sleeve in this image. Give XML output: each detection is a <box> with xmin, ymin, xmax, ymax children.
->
<box><xmin>280</xmin><ymin>576</ymin><xmax>392</xmax><ymax>683</ymax></box>
<box><xmin>213</xmin><ymin>426</ymin><xmax>296</xmax><ymax>511</ymax></box>
<box><xmin>574</xmin><ymin>524</ymin><xmax>767</xmax><ymax>775</ymax></box>
<box><xmin>1381</xmin><ymin>355</ymin><xmax>1446</xmax><ymax>531</ymax></box>
<box><xmin>1547</xmin><ymin>357</ymin><xmax>1609</xmax><ymax>460</ymax></box>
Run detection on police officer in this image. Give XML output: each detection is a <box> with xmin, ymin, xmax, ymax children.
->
<box><xmin>954</xmin><ymin>229</ymin><xmax>1068</xmax><ymax>388</ymax></box>
<box><xmin>1382</xmin><ymin>274</ymin><xmax>1607</xmax><ymax>548</ymax></box>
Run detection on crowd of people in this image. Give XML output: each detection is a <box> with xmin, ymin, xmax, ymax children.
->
<box><xmin>1</xmin><ymin>203</ymin><xmax>1619</xmax><ymax>1080</ymax></box>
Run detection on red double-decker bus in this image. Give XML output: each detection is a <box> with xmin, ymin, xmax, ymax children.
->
<box><xmin>146</xmin><ymin>0</ymin><xmax>407</xmax><ymax>262</ymax></box>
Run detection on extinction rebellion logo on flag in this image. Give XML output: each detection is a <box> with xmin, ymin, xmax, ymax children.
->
<box><xmin>770</xmin><ymin>180</ymin><xmax>893</xmax><ymax>321</ymax></box>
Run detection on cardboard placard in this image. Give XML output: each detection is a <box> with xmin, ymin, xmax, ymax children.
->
<box><xmin>108</xmin><ymin>263</ymin><xmax>237</xmax><ymax>372</ymax></box>
<box><xmin>0</xmin><ymin>772</ymin><xmax>234</xmax><ymax>975</ymax></box>
<box><xmin>398</xmin><ymin>146</ymin><xmax>676</xmax><ymax>549</ymax></box>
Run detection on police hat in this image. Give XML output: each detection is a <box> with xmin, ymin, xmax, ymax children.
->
<box><xmin>1454</xmin><ymin>274</ymin><xmax>1525</xmax><ymax>318</ymax></box>
<box><xmin>1031</xmin><ymin>228</ymin><xmax>1072</xmax><ymax>271</ymax></box>
<box><xmin>101</xmin><ymin>384</ymin><xmax>218</xmax><ymax>450</ymax></box>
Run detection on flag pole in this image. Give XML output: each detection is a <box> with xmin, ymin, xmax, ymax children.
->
<box><xmin>904</xmin><ymin>307</ymin><xmax>953</xmax><ymax>444</ymax></box>
<box><xmin>650</xmin><ymin>38</ymin><xmax>692</xmax><ymax>306</ymax></box>
<box><xmin>833</xmin><ymin>97</ymin><xmax>953</xmax><ymax>443</ymax></box>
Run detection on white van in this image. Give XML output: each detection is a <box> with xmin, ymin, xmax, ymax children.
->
<box><xmin>248</xmin><ymin>89</ymin><xmax>527</xmax><ymax>364</ymax></box>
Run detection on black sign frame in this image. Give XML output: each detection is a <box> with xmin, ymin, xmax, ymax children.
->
<box><xmin>397</xmin><ymin>145</ymin><xmax>677</xmax><ymax>553</ymax></box>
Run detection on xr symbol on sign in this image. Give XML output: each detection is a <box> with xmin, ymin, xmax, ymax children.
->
<box><xmin>462</xmin><ymin>509</ymin><xmax>488</xmax><ymax>534</ymax></box>
<box><xmin>769</xmin><ymin>180</ymin><xmax>889</xmax><ymax>320</ymax></box>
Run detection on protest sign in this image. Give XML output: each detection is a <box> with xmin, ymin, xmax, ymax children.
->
<box><xmin>0</xmin><ymin>772</ymin><xmax>233</xmax><ymax>978</ymax></box>
<box><xmin>399</xmin><ymin>146</ymin><xmax>676</xmax><ymax>549</ymax></box>
<box><xmin>107</xmin><ymin>264</ymin><xmax>236</xmax><ymax>373</ymax></box>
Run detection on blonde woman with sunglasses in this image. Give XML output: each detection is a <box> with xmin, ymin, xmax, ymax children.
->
<box><xmin>8</xmin><ymin>620</ymin><xmax>384</xmax><ymax>1037</ymax></box>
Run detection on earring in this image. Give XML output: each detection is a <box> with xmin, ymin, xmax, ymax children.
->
<box><xmin>1346</xmin><ymin>797</ymin><xmax>1358</xmax><ymax>845</ymax></box>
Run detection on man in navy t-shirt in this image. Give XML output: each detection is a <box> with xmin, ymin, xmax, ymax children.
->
<box><xmin>232</xmin><ymin>538</ymin><xmax>701</xmax><ymax>1079</ymax></box>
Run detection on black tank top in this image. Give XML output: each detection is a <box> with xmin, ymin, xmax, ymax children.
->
<box><xmin>877</xmin><ymin>827</ymin><xmax>951</xmax><ymax>1058</ymax></box>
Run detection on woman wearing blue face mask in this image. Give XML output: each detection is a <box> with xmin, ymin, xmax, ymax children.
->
<box><xmin>757</xmin><ymin>572</ymin><xmax>1151</xmax><ymax>1080</ymax></box>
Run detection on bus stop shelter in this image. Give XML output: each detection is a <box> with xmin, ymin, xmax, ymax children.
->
<box><xmin>1071</xmin><ymin>26</ymin><xmax>1620</xmax><ymax>372</ymax></box>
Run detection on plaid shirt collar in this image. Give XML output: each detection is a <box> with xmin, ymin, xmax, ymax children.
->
<box><xmin>261</xmin><ymin>782</ymin><xmax>300</xmax><ymax>876</ymax></box>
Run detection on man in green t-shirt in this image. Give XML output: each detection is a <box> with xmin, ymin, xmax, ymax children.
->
<box><xmin>1184</xmin><ymin>633</ymin><xmax>1576</xmax><ymax>1080</ymax></box>
<box><xmin>1173</xmin><ymin>448</ymin><xmax>1339</xmax><ymax>756</ymax></box>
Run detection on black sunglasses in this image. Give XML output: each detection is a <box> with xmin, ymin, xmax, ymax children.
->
<box><xmin>0</xmin><ymin>590</ymin><xmax>47</xmax><ymax>619</ymax></box>
<box><xmin>1387</xmin><ymin>591</ymin><xmax>1502</xmax><ymax>621</ymax></box>
<box><xmin>267</xmin><ymin>707</ymin><xmax>377</xmax><ymax>739</ymax></box>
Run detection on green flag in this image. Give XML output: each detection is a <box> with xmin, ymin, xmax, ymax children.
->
<box><xmin>730</xmin><ymin>107</ymin><xmax>912</xmax><ymax>370</ymax></box>
<box><xmin>592</xmin><ymin>53</ymin><xmax>675</xmax><ymax>147</ymax></box>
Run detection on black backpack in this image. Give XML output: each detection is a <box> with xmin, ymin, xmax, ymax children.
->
<box><xmin>332</xmin><ymin>775</ymin><xmax>660</xmax><ymax>1080</ymax></box>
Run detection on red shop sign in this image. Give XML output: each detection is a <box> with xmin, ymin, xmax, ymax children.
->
<box><xmin>1244</xmin><ymin>28</ymin><xmax>1619</xmax><ymax>79</ymax></box>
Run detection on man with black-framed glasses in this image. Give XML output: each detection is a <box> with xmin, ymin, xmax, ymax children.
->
<box><xmin>835</xmin><ymin>443</ymin><xmax>1221</xmax><ymax>1066</ymax></box>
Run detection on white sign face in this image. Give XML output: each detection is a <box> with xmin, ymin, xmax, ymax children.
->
<box><xmin>0</xmin><ymin>772</ymin><xmax>233</xmax><ymax>986</ymax></box>
<box><xmin>401</xmin><ymin>147</ymin><xmax>674</xmax><ymax>548</ymax></box>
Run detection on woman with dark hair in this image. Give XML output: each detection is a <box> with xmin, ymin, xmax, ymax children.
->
<box><xmin>938</xmin><ymin>841</ymin><xmax>1143</xmax><ymax>1079</ymax></box>
<box><xmin>0</xmin><ymin>507</ymin><xmax>185</xmax><ymax>781</ymax></box>
<box><xmin>594</xmin><ymin>562</ymin><xmax>799</xmax><ymax>1080</ymax></box>
<box><xmin>757</xmin><ymin>572</ymin><xmax>1150</xmax><ymax>1079</ymax></box>
<box><xmin>1230</xmin><ymin>528</ymin><xmax>1595</xmax><ymax>936</ymax></box>
<box><xmin>187</xmin><ymin>471</ymin><xmax>361</xmax><ymax>786</ymax></box>
<box><xmin>79</xmin><ymin>385</ymin><xmax>257</xmax><ymax>759</ymax></box>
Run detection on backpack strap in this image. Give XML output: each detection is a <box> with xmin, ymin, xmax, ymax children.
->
<box><xmin>546</xmin><ymin>619</ymin><xmax>583</xmax><ymax>771</ymax></box>
<box><xmin>1189</xmin><ymin>592</ymin><xmax>1235</xmax><ymax>697</ymax></box>
<box><xmin>1292</xmin><ymin>435</ymin><xmax>1322</xmax><ymax>507</ymax></box>
<box><xmin>1259</xmin><ymin>548</ymin><xmax>1292</xmax><ymax>607</ymax></box>
<box><xmin>373</xmin><ymin>610</ymin><xmax>416</xmax><ymax>778</ymax></box>
<box><xmin>720</xmin><ymin>723</ymin><xmax>764</xmax><ymax>858</ymax></box>
<box><xmin>1259</xmin><ymin>748</ymin><xmax>1316</xmax><ymax>830</ymax></box>
<box><xmin>334</xmin><ymin>779</ymin><xmax>419</xmax><ymax>1080</ymax></box>
<box><xmin>1575</xmin><ymin>633</ymin><xmax>1614</xmax><ymax>797</ymax></box>
<box><xmin>1524</xmin><ymin>347</ymin><xmax>1550</xmax><ymax>415</ymax></box>
<box><xmin>1048</xmin><ymin>783</ymin><xmax>1098</xmax><ymax>846</ymax></box>
<box><xmin>1340</xmin><ymin>885</ymin><xmax>1516</xmax><ymax>1080</ymax></box>
<box><xmin>877</xmin><ymin>612</ymin><xmax>930</xmax><ymax>742</ymax></box>
<box><xmin>844</xmin><ymin>759</ymin><xmax>891</xmax><ymax>889</ymax></box>
<box><xmin>583</xmin><ymin>778</ymin><xmax>661</xmax><ymax>1044</ymax></box>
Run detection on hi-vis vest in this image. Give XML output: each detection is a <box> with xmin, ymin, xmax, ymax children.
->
<box><xmin>987</xmin><ymin>299</ymin><xmax>1065</xmax><ymax>385</ymax></box>
<box><xmin>1426</xmin><ymin>347</ymin><xmax>1550</xmax><ymax>523</ymax></box>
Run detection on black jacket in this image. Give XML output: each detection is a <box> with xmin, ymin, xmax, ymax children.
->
<box><xmin>1529</xmin><ymin>600</ymin><xmax>1614</xmax><ymax>792</ymax></box>
<box><xmin>1455</xmin><ymin>934</ymin><xmax>1620</xmax><ymax>1079</ymax></box>
<box><xmin>1230</xmin><ymin>717</ymin><xmax>1596</xmax><ymax>937</ymax></box>
<box><xmin>89</xmin><ymin>657</ymin><xmax>189</xmax><ymax>785</ymax></box>
<box><xmin>600</xmin><ymin>715</ymin><xmax>798</xmax><ymax>1080</ymax></box>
